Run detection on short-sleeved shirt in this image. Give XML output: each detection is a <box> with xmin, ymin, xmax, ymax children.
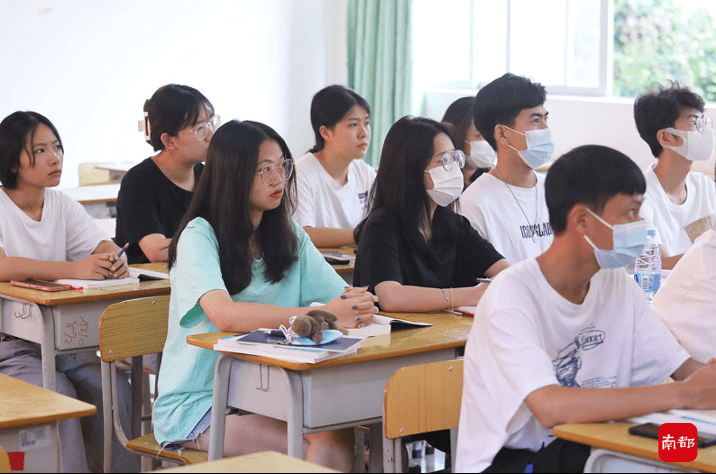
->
<box><xmin>293</xmin><ymin>152</ymin><xmax>376</xmax><ymax>229</ymax></box>
<box><xmin>455</xmin><ymin>259</ymin><xmax>690</xmax><ymax>472</ymax></box>
<box><xmin>0</xmin><ymin>187</ymin><xmax>108</xmax><ymax>261</ymax></box>
<box><xmin>152</xmin><ymin>217</ymin><xmax>347</xmax><ymax>444</ymax></box>
<box><xmin>653</xmin><ymin>229</ymin><xmax>716</xmax><ymax>362</ymax></box>
<box><xmin>459</xmin><ymin>172</ymin><xmax>552</xmax><ymax>263</ymax></box>
<box><xmin>353</xmin><ymin>207</ymin><xmax>504</xmax><ymax>294</ymax></box>
<box><xmin>115</xmin><ymin>158</ymin><xmax>203</xmax><ymax>264</ymax></box>
<box><xmin>640</xmin><ymin>165</ymin><xmax>716</xmax><ymax>257</ymax></box>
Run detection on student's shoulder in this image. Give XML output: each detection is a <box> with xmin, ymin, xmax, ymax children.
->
<box><xmin>47</xmin><ymin>187</ymin><xmax>85</xmax><ymax>211</ymax></box>
<box><xmin>120</xmin><ymin>158</ymin><xmax>161</xmax><ymax>187</ymax></box>
<box><xmin>362</xmin><ymin>207</ymin><xmax>400</xmax><ymax>230</ymax></box>
<box><xmin>687</xmin><ymin>169</ymin><xmax>716</xmax><ymax>193</ymax></box>
<box><xmin>179</xmin><ymin>216</ymin><xmax>217</xmax><ymax>246</ymax></box>
<box><xmin>349</xmin><ymin>158</ymin><xmax>377</xmax><ymax>178</ymax></box>
<box><xmin>295</xmin><ymin>152</ymin><xmax>320</xmax><ymax>170</ymax></box>
<box><xmin>461</xmin><ymin>172</ymin><xmax>501</xmax><ymax>200</ymax></box>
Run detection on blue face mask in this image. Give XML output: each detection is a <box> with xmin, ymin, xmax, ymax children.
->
<box><xmin>584</xmin><ymin>209</ymin><xmax>648</xmax><ymax>269</ymax></box>
<box><xmin>503</xmin><ymin>126</ymin><xmax>555</xmax><ymax>169</ymax></box>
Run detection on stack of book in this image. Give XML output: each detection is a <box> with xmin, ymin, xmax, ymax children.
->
<box><xmin>214</xmin><ymin>330</ymin><xmax>363</xmax><ymax>364</ymax></box>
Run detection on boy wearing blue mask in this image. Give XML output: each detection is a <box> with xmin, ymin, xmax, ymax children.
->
<box><xmin>460</xmin><ymin>73</ymin><xmax>554</xmax><ymax>263</ymax></box>
<box><xmin>634</xmin><ymin>83</ymin><xmax>716</xmax><ymax>269</ymax></box>
<box><xmin>456</xmin><ymin>145</ymin><xmax>716</xmax><ymax>473</ymax></box>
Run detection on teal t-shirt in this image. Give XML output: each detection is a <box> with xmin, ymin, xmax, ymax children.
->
<box><xmin>152</xmin><ymin>217</ymin><xmax>347</xmax><ymax>444</ymax></box>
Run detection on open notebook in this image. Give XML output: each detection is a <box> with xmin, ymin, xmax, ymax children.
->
<box><xmin>55</xmin><ymin>267</ymin><xmax>168</xmax><ymax>289</ymax></box>
<box><xmin>346</xmin><ymin>315</ymin><xmax>432</xmax><ymax>338</ymax></box>
<box><xmin>630</xmin><ymin>409</ymin><xmax>716</xmax><ymax>436</ymax></box>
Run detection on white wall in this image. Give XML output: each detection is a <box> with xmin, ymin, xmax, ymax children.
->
<box><xmin>423</xmin><ymin>90</ymin><xmax>716</xmax><ymax>177</ymax></box>
<box><xmin>0</xmin><ymin>0</ymin><xmax>348</xmax><ymax>188</ymax></box>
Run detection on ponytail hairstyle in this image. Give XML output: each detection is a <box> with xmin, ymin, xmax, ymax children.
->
<box><xmin>168</xmin><ymin>120</ymin><xmax>298</xmax><ymax>294</ymax></box>
<box><xmin>309</xmin><ymin>85</ymin><xmax>370</xmax><ymax>153</ymax></box>
<box><xmin>144</xmin><ymin>84</ymin><xmax>214</xmax><ymax>152</ymax></box>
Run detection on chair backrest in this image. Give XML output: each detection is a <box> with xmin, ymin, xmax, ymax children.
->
<box><xmin>384</xmin><ymin>359</ymin><xmax>464</xmax><ymax>439</ymax></box>
<box><xmin>0</xmin><ymin>445</ymin><xmax>9</xmax><ymax>474</ymax></box>
<box><xmin>99</xmin><ymin>295</ymin><xmax>170</xmax><ymax>361</ymax></box>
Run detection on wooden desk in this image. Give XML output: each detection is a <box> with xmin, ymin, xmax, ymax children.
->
<box><xmin>187</xmin><ymin>312</ymin><xmax>472</xmax><ymax>463</ymax></box>
<box><xmin>0</xmin><ymin>374</ymin><xmax>96</xmax><ymax>472</ymax></box>
<box><xmin>92</xmin><ymin>162</ymin><xmax>136</xmax><ymax>182</ymax></box>
<box><xmin>0</xmin><ymin>263</ymin><xmax>169</xmax><ymax>391</ymax></box>
<box><xmin>62</xmin><ymin>184</ymin><xmax>121</xmax><ymax>219</ymax></box>
<box><xmin>318</xmin><ymin>247</ymin><xmax>355</xmax><ymax>284</ymax></box>
<box><xmin>555</xmin><ymin>422</ymin><xmax>716</xmax><ymax>472</ymax></box>
<box><xmin>157</xmin><ymin>451</ymin><xmax>337</xmax><ymax>473</ymax></box>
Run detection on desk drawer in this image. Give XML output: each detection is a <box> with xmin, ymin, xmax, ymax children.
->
<box><xmin>1</xmin><ymin>299</ymin><xmax>44</xmax><ymax>345</ymax></box>
<box><xmin>52</xmin><ymin>300</ymin><xmax>111</xmax><ymax>351</ymax></box>
<box><xmin>227</xmin><ymin>362</ymin><xmax>290</xmax><ymax>423</ymax></box>
<box><xmin>302</xmin><ymin>348</ymin><xmax>456</xmax><ymax>428</ymax></box>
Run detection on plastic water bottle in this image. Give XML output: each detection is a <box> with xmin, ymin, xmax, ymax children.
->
<box><xmin>634</xmin><ymin>229</ymin><xmax>661</xmax><ymax>302</ymax></box>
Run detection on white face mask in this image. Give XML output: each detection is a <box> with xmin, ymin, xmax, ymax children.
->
<box><xmin>503</xmin><ymin>126</ymin><xmax>555</xmax><ymax>169</ymax></box>
<box><xmin>465</xmin><ymin>140</ymin><xmax>496</xmax><ymax>168</ymax></box>
<box><xmin>663</xmin><ymin>126</ymin><xmax>715</xmax><ymax>162</ymax></box>
<box><xmin>425</xmin><ymin>164</ymin><xmax>464</xmax><ymax>206</ymax></box>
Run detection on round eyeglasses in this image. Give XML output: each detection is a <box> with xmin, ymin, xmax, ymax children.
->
<box><xmin>191</xmin><ymin>115</ymin><xmax>220</xmax><ymax>141</ymax></box>
<box><xmin>693</xmin><ymin>115</ymin><xmax>713</xmax><ymax>133</ymax></box>
<box><xmin>429</xmin><ymin>150</ymin><xmax>465</xmax><ymax>172</ymax></box>
<box><xmin>256</xmin><ymin>159</ymin><xmax>294</xmax><ymax>186</ymax></box>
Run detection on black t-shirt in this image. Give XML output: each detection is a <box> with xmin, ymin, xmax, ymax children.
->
<box><xmin>115</xmin><ymin>158</ymin><xmax>203</xmax><ymax>264</ymax></box>
<box><xmin>353</xmin><ymin>207</ymin><xmax>504</xmax><ymax>294</ymax></box>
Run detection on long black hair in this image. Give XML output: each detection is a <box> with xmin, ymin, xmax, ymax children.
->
<box><xmin>168</xmin><ymin>120</ymin><xmax>298</xmax><ymax>294</ymax></box>
<box><xmin>0</xmin><ymin>111</ymin><xmax>63</xmax><ymax>189</ymax></box>
<box><xmin>355</xmin><ymin>116</ymin><xmax>458</xmax><ymax>247</ymax></box>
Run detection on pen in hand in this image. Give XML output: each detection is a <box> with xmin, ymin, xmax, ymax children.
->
<box><xmin>113</xmin><ymin>242</ymin><xmax>129</xmax><ymax>264</ymax></box>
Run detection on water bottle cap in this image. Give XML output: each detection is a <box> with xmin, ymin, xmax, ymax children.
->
<box><xmin>646</xmin><ymin>229</ymin><xmax>656</xmax><ymax>237</ymax></box>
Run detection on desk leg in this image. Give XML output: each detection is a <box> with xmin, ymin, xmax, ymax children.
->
<box><xmin>284</xmin><ymin>370</ymin><xmax>305</xmax><ymax>459</ymax></box>
<box><xmin>368</xmin><ymin>423</ymin><xmax>382</xmax><ymax>473</ymax></box>
<box><xmin>42</xmin><ymin>308</ymin><xmax>58</xmax><ymax>391</ymax></box>
<box><xmin>52</xmin><ymin>421</ymin><xmax>62</xmax><ymax>473</ymax></box>
<box><xmin>208</xmin><ymin>354</ymin><xmax>232</xmax><ymax>461</ymax></box>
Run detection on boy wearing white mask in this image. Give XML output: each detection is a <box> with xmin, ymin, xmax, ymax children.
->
<box><xmin>460</xmin><ymin>74</ymin><xmax>554</xmax><ymax>263</ymax></box>
<box><xmin>457</xmin><ymin>145</ymin><xmax>716</xmax><ymax>473</ymax></box>
<box><xmin>634</xmin><ymin>83</ymin><xmax>716</xmax><ymax>269</ymax></box>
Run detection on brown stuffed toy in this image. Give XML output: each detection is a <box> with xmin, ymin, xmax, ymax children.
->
<box><xmin>291</xmin><ymin>309</ymin><xmax>348</xmax><ymax>344</ymax></box>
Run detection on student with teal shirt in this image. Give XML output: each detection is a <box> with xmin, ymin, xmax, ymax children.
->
<box><xmin>153</xmin><ymin>120</ymin><xmax>378</xmax><ymax>472</ymax></box>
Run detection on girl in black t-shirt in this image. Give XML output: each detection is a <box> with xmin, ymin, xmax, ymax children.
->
<box><xmin>115</xmin><ymin>84</ymin><xmax>217</xmax><ymax>264</ymax></box>
<box><xmin>354</xmin><ymin>116</ymin><xmax>509</xmax><ymax>312</ymax></box>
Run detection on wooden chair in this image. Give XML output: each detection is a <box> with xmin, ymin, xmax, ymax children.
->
<box><xmin>0</xmin><ymin>446</ymin><xmax>10</xmax><ymax>473</ymax></box>
<box><xmin>383</xmin><ymin>359</ymin><xmax>463</xmax><ymax>473</ymax></box>
<box><xmin>99</xmin><ymin>295</ymin><xmax>208</xmax><ymax>472</ymax></box>
<box><xmin>78</xmin><ymin>163</ymin><xmax>114</xmax><ymax>186</ymax></box>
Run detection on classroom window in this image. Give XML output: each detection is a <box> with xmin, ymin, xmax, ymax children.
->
<box><xmin>614</xmin><ymin>0</ymin><xmax>716</xmax><ymax>101</ymax></box>
<box><xmin>413</xmin><ymin>0</ymin><xmax>611</xmax><ymax>96</ymax></box>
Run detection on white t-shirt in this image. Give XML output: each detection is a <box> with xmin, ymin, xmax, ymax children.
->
<box><xmin>293</xmin><ymin>153</ymin><xmax>376</xmax><ymax>229</ymax></box>
<box><xmin>459</xmin><ymin>172</ymin><xmax>552</xmax><ymax>263</ymax></box>
<box><xmin>455</xmin><ymin>259</ymin><xmax>689</xmax><ymax>473</ymax></box>
<box><xmin>640</xmin><ymin>164</ymin><xmax>716</xmax><ymax>257</ymax></box>
<box><xmin>0</xmin><ymin>188</ymin><xmax>109</xmax><ymax>261</ymax></box>
<box><xmin>653</xmin><ymin>230</ymin><xmax>716</xmax><ymax>363</ymax></box>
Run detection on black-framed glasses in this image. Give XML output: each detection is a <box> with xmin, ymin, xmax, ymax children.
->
<box><xmin>191</xmin><ymin>115</ymin><xmax>220</xmax><ymax>141</ymax></box>
<box><xmin>429</xmin><ymin>150</ymin><xmax>465</xmax><ymax>171</ymax></box>
<box><xmin>256</xmin><ymin>159</ymin><xmax>294</xmax><ymax>186</ymax></box>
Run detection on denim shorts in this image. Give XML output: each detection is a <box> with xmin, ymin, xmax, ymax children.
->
<box><xmin>161</xmin><ymin>408</ymin><xmax>211</xmax><ymax>449</ymax></box>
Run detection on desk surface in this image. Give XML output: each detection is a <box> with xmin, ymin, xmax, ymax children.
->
<box><xmin>61</xmin><ymin>183</ymin><xmax>121</xmax><ymax>204</ymax></box>
<box><xmin>554</xmin><ymin>422</ymin><xmax>716</xmax><ymax>472</ymax></box>
<box><xmin>318</xmin><ymin>246</ymin><xmax>355</xmax><ymax>275</ymax></box>
<box><xmin>0</xmin><ymin>374</ymin><xmax>96</xmax><ymax>429</ymax></box>
<box><xmin>92</xmin><ymin>162</ymin><xmax>137</xmax><ymax>174</ymax></box>
<box><xmin>0</xmin><ymin>263</ymin><xmax>169</xmax><ymax>306</ymax></box>
<box><xmin>157</xmin><ymin>451</ymin><xmax>338</xmax><ymax>473</ymax></box>
<box><xmin>187</xmin><ymin>311</ymin><xmax>472</xmax><ymax>371</ymax></box>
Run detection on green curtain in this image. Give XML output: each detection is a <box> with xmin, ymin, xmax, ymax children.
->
<box><xmin>347</xmin><ymin>0</ymin><xmax>412</xmax><ymax>168</ymax></box>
